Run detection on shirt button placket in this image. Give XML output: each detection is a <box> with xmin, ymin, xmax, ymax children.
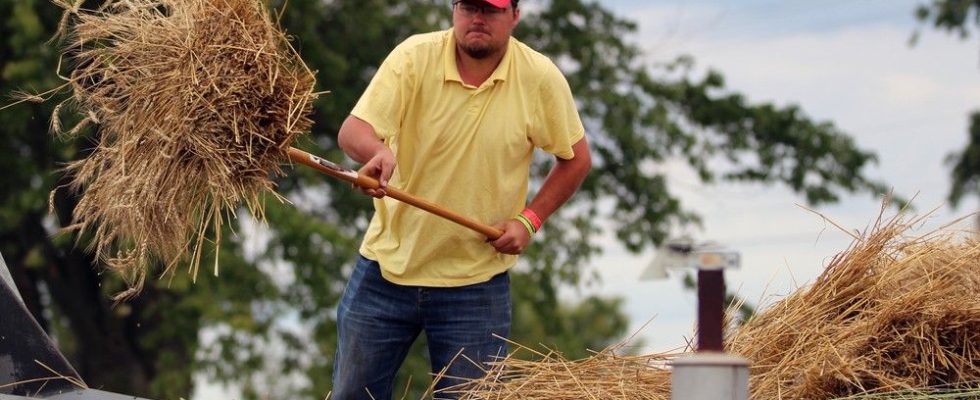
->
<box><xmin>469</xmin><ymin>90</ymin><xmax>485</xmax><ymax>114</ymax></box>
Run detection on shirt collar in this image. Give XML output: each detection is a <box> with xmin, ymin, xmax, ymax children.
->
<box><xmin>443</xmin><ymin>29</ymin><xmax>513</xmax><ymax>87</ymax></box>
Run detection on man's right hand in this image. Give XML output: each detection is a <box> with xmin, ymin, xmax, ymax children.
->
<box><xmin>355</xmin><ymin>148</ymin><xmax>396</xmax><ymax>198</ymax></box>
<box><xmin>338</xmin><ymin>115</ymin><xmax>397</xmax><ymax>198</ymax></box>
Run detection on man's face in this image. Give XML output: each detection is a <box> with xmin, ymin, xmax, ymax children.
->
<box><xmin>452</xmin><ymin>0</ymin><xmax>520</xmax><ymax>60</ymax></box>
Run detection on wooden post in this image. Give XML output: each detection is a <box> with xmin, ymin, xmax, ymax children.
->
<box><xmin>697</xmin><ymin>268</ymin><xmax>725</xmax><ymax>352</ymax></box>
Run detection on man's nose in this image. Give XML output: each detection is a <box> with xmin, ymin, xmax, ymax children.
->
<box><xmin>471</xmin><ymin>10</ymin><xmax>489</xmax><ymax>23</ymax></box>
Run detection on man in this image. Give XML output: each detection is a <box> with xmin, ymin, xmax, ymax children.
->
<box><xmin>333</xmin><ymin>0</ymin><xmax>591</xmax><ymax>398</ymax></box>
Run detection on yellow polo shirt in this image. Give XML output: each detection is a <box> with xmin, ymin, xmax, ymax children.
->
<box><xmin>350</xmin><ymin>29</ymin><xmax>585</xmax><ymax>287</ymax></box>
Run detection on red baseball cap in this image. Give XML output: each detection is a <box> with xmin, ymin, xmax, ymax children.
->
<box><xmin>476</xmin><ymin>0</ymin><xmax>511</xmax><ymax>8</ymax></box>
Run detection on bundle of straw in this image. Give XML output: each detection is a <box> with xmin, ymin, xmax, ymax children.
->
<box><xmin>456</xmin><ymin>210</ymin><xmax>979</xmax><ymax>399</ymax></box>
<box><xmin>48</xmin><ymin>0</ymin><xmax>316</xmax><ymax>297</ymax></box>
<box><xmin>729</xmin><ymin>211</ymin><xmax>980</xmax><ymax>399</ymax></box>
<box><xmin>450</xmin><ymin>340</ymin><xmax>674</xmax><ymax>400</ymax></box>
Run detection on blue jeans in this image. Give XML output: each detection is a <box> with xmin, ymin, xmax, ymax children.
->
<box><xmin>332</xmin><ymin>255</ymin><xmax>511</xmax><ymax>400</ymax></box>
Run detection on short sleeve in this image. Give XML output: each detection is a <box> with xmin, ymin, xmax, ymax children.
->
<box><xmin>350</xmin><ymin>42</ymin><xmax>416</xmax><ymax>140</ymax></box>
<box><xmin>528</xmin><ymin>64</ymin><xmax>586</xmax><ymax>160</ymax></box>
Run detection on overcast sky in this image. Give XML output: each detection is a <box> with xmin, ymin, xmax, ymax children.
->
<box><xmin>572</xmin><ymin>0</ymin><xmax>980</xmax><ymax>354</ymax></box>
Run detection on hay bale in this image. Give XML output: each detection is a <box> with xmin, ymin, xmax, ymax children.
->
<box><xmin>455</xmin><ymin>211</ymin><xmax>979</xmax><ymax>399</ymax></box>
<box><xmin>49</xmin><ymin>0</ymin><xmax>317</xmax><ymax>298</ymax></box>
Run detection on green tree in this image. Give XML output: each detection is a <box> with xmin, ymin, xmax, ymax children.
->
<box><xmin>914</xmin><ymin>0</ymin><xmax>980</xmax><ymax>208</ymax></box>
<box><xmin>0</xmin><ymin>0</ymin><xmax>892</xmax><ymax>399</ymax></box>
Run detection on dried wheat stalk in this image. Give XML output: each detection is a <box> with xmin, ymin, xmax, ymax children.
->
<box><xmin>48</xmin><ymin>0</ymin><xmax>317</xmax><ymax>298</ymax></box>
<box><xmin>446</xmin><ymin>338</ymin><xmax>674</xmax><ymax>400</ymax></box>
<box><xmin>730</xmin><ymin>210</ymin><xmax>980</xmax><ymax>399</ymax></box>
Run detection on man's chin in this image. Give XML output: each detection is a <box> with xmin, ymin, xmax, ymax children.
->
<box><xmin>462</xmin><ymin>44</ymin><xmax>493</xmax><ymax>60</ymax></box>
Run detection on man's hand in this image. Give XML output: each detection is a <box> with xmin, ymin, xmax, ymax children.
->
<box><xmin>355</xmin><ymin>147</ymin><xmax>396</xmax><ymax>198</ymax></box>
<box><xmin>488</xmin><ymin>219</ymin><xmax>532</xmax><ymax>255</ymax></box>
<box><xmin>338</xmin><ymin>115</ymin><xmax>396</xmax><ymax>198</ymax></box>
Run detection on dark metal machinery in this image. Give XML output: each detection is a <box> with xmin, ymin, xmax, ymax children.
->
<box><xmin>0</xmin><ymin>253</ymin><xmax>150</xmax><ymax>400</ymax></box>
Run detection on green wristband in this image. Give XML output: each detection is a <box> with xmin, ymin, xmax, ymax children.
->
<box><xmin>515</xmin><ymin>215</ymin><xmax>535</xmax><ymax>236</ymax></box>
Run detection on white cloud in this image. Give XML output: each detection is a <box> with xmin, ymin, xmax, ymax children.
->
<box><xmin>878</xmin><ymin>72</ymin><xmax>943</xmax><ymax>107</ymax></box>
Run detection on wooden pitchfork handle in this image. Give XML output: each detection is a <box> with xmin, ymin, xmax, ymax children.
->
<box><xmin>287</xmin><ymin>147</ymin><xmax>505</xmax><ymax>240</ymax></box>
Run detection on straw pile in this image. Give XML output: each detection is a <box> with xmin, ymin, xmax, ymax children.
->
<box><xmin>47</xmin><ymin>0</ymin><xmax>316</xmax><ymax>297</ymax></box>
<box><xmin>448</xmin><ymin>340</ymin><xmax>673</xmax><ymax>400</ymax></box>
<box><xmin>455</xmin><ymin>211</ymin><xmax>980</xmax><ymax>399</ymax></box>
<box><xmin>729</xmin><ymin>211</ymin><xmax>980</xmax><ymax>398</ymax></box>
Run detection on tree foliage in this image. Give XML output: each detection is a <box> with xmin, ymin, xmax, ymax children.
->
<box><xmin>915</xmin><ymin>0</ymin><xmax>980</xmax><ymax>207</ymax></box>
<box><xmin>0</xmin><ymin>0</ymin><xmax>891</xmax><ymax>398</ymax></box>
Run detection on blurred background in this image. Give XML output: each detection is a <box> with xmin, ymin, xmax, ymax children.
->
<box><xmin>1</xmin><ymin>0</ymin><xmax>977</xmax><ymax>399</ymax></box>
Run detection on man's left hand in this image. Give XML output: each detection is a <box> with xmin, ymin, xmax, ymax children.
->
<box><xmin>488</xmin><ymin>219</ymin><xmax>532</xmax><ymax>255</ymax></box>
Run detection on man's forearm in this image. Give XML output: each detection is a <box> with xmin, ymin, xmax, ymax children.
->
<box><xmin>338</xmin><ymin>115</ymin><xmax>386</xmax><ymax>163</ymax></box>
<box><xmin>526</xmin><ymin>137</ymin><xmax>592</xmax><ymax>223</ymax></box>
